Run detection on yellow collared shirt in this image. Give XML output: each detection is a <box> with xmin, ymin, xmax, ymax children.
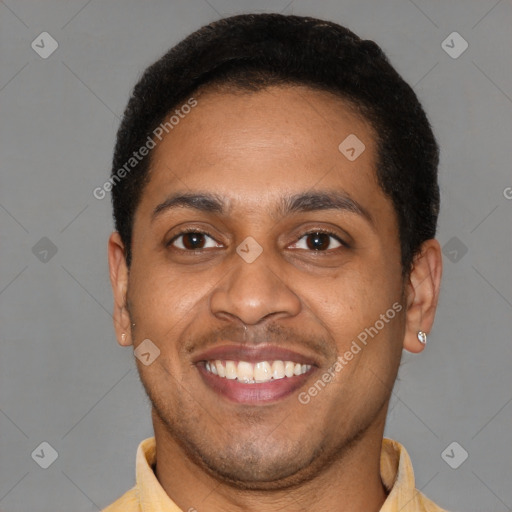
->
<box><xmin>103</xmin><ymin>437</ymin><xmax>449</xmax><ymax>512</ymax></box>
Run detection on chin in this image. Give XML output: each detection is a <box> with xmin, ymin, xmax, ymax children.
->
<box><xmin>198</xmin><ymin>448</ymin><xmax>317</xmax><ymax>490</ymax></box>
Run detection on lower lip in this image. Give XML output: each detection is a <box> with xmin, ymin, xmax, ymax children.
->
<box><xmin>197</xmin><ymin>364</ymin><xmax>315</xmax><ymax>404</ymax></box>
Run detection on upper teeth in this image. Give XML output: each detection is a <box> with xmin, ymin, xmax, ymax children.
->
<box><xmin>205</xmin><ymin>360</ymin><xmax>312</xmax><ymax>383</ymax></box>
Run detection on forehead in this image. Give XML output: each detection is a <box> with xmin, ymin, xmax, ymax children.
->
<box><xmin>141</xmin><ymin>85</ymin><xmax>387</xmax><ymax>217</ymax></box>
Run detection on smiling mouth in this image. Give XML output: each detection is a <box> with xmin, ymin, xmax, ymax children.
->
<box><xmin>204</xmin><ymin>359</ymin><xmax>313</xmax><ymax>384</ymax></box>
<box><xmin>197</xmin><ymin>359</ymin><xmax>316</xmax><ymax>404</ymax></box>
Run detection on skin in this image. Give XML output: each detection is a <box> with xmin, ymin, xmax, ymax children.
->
<box><xmin>108</xmin><ymin>85</ymin><xmax>442</xmax><ymax>512</ymax></box>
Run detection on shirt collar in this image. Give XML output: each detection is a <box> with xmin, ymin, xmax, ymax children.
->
<box><xmin>135</xmin><ymin>437</ymin><xmax>182</xmax><ymax>512</ymax></box>
<box><xmin>379</xmin><ymin>438</ymin><xmax>417</xmax><ymax>511</ymax></box>
<box><xmin>134</xmin><ymin>436</ymin><xmax>435</xmax><ymax>511</ymax></box>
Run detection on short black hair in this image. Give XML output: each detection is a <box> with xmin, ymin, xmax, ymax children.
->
<box><xmin>111</xmin><ymin>13</ymin><xmax>439</xmax><ymax>273</ymax></box>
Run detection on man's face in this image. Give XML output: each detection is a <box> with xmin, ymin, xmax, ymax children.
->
<box><xmin>126</xmin><ymin>86</ymin><xmax>406</xmax><ymax>487</ymax></box>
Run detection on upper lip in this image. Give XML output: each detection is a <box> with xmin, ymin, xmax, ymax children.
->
<box><xmin>193</xmin><ymin>344</ymin><xmax>320</xmax><ymax>366</ymax></box>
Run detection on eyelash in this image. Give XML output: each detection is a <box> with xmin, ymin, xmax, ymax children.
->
<box><xmin>167</xmin><ymin>228</ymin><xmax>348</xmax><ymax>253</ymax></box>
<box><xmin>168</xmin><ymin>228</ymin><xmax>219</xmax><ymax>250</ymax></box>
<box><xmin>289</xmin><ymin>229</ymin><xmax>347</xmax><ymax>252</ymax></box>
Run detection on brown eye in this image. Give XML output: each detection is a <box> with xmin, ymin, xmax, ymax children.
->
<box><xmin>182</xmin><ymin>233</ymin><xmax>206</xmax><ymax>250</ymax></box>
<box><xmin>290</xmin><ymin>231</ymin><xmax>343</xmax><ymax>251</ymax></box>
<box><xmin>170</xmin><ymin>232</ymin><xmax>221</xmax><ymax>251</ymax></box>
<box><xmin>306</xmin><ymin>232</ymin><xmax>331</xmax><ymax>250</ymax></box>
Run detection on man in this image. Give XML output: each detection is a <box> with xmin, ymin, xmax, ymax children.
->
<box><xmin>104</xmin><ymin>13</ymin><xmax>445</xmax><ymax>512</ymax></box>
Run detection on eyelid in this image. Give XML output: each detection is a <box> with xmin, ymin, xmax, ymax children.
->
<box><xmin>288</xmin><ymin>229</ymin><xmax>348</xmax><ymax>251</ymax></box>
<box><xmin>167</xmin><ymin>228</ymin><xmax>222</xmax><ymax>249</ymax></box>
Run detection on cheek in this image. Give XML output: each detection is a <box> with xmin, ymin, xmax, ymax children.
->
<box><xmin>300</xmin><ymin>268</ymin><xmax>363</xmax><ymax>317</ymax></box>
<box><xmin>299</xmin><ymin>267</ymin><xmax>401</xmax><ymax>346</ymax></box>
<box><xmin>128</xmin><ymin>263</ymin><xmax>208</xmax><ymax>337</ymax></box>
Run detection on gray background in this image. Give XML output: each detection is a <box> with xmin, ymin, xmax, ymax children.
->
<box><xmin>1</xmin><ymin>0</ymin><xmax>511</xmax><ymax>511</ymax></box>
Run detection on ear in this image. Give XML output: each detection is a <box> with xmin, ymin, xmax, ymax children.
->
<box><xmin>403</xmin><ymin>239</ymin><xmax>443</xmax><ymax>353</ymax></box>
<box><xmin>108</xmin><ymin>232</ymin><xmax>133</xmax><ymax>346</ymax></box>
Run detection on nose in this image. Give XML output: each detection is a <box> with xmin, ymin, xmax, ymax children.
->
<box><xmin>209</xmin><ymin>250</ymin><xmax>301</xmax><ymax>326</ymax></box>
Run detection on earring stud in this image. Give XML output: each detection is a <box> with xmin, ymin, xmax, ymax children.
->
<box><xmin>121</xmin><ymin>333</ymin><xmax>127</xmax><ymax>342</ymax></box>
<box><xmin>417</xmin><ymin>331</ymin><xmax>427</xmax><ymax>345</ymax></box>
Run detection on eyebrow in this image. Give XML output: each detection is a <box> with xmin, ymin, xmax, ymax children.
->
<box><xmin>152</xmin><ymin>190</ymin><xmax>373</xmax><ymax>225</ymax></box>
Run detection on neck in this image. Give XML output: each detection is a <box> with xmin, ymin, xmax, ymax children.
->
<box><xmin>152</xmin><ymin>410</ymin><xmax>389</xmax><ymax>512</ymax></box>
